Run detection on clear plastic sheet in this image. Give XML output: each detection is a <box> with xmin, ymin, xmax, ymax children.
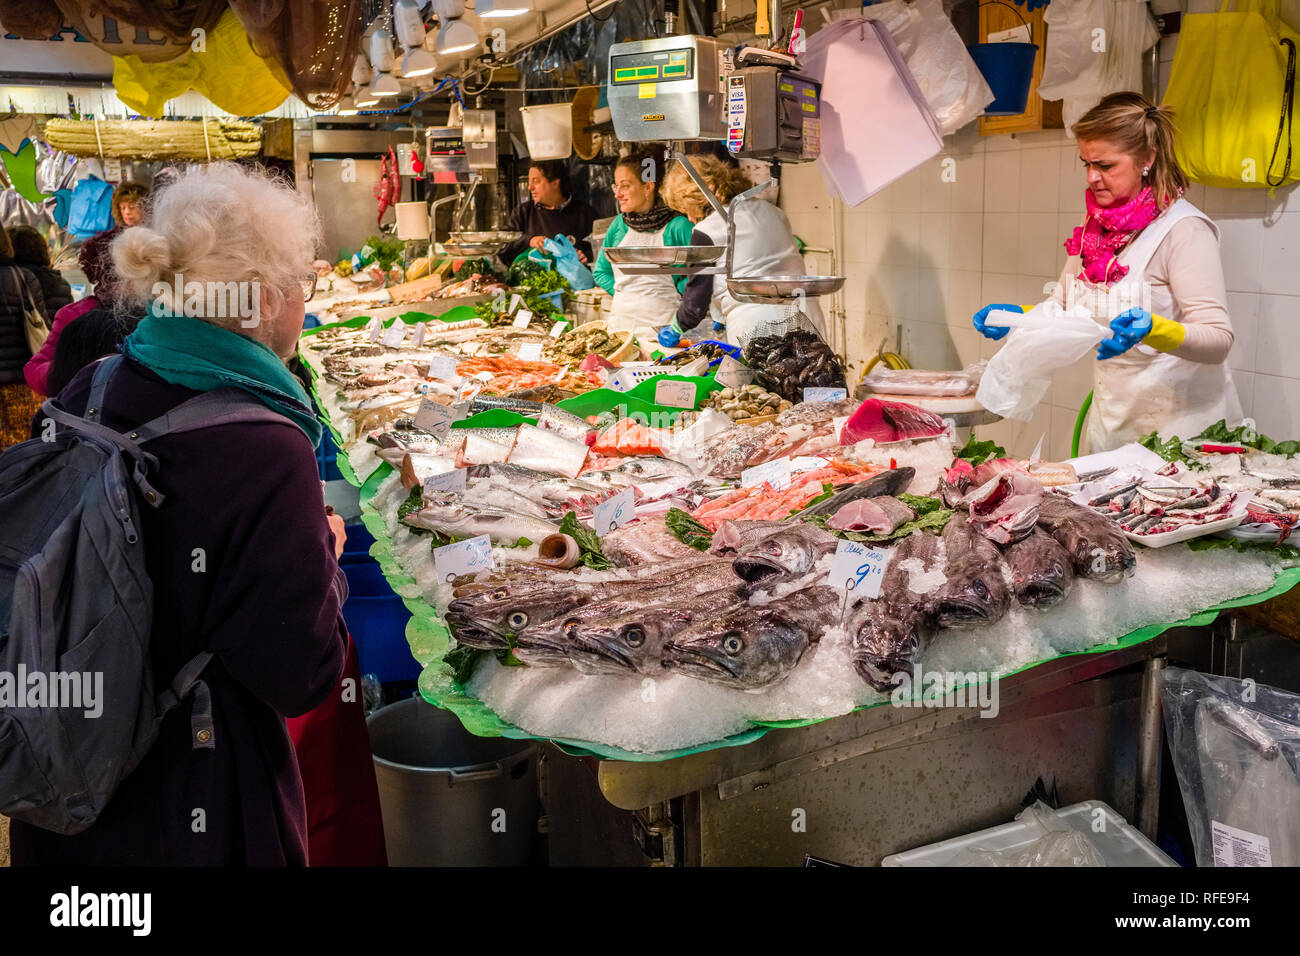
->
<box><xmin>1161</xmin><ymin>666</ymin><xmax>1300</xmax><ymax>867</ymax></box>
<box><xmin>952</xmin><ymin>802</ymin><xmax>1105</xmax><ymax>867</ymax></box>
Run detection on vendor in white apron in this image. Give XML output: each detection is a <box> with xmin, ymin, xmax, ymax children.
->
<box><xmin>592</xmin><ymin>148</ymin><xmax>694</xmax><ymax>350</ymax></box>
<box><xmin>972</xmin><ymin>92</ymin><xmax>1241</xmax><ymax>453</ymax></box>
<box><xmin>656</xmin><ymin>155</ymin><xmax>826</xmax><ymax>349</ymax></box>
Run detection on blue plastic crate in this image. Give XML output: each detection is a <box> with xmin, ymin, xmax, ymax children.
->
<box><xmin>341</xmin><ymin>560</ymin><xmax>420</xmax><ymax>683</ymax></box>
<box><xmin>654</xmin><ymin>339</ymin><xmax>743</xmax><ymax>369</ymax></box>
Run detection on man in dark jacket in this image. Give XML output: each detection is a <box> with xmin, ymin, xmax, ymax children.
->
<box><xmin>6</xmin><ymin>225</ymin><xmax>73</xmax><ymax>316</ymax></box>
<box><xmin>496</xmin><ymin>161</ymin><xmax>597</xmax><ymax>268</ymax></box>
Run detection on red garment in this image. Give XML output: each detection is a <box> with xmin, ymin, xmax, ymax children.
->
<box><xmin>24</xmin><ymin>295</ymin><xmax>98</xmax><ymax>395</ymax></box>
<box><xmin>287</xmin><ymin>633</ymin><xmax>389</xmax><ymax>867</ymax></box>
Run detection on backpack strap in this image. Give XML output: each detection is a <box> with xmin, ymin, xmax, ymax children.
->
<box><xmin>128</xmin><ymin>387</ymin><xmax>311</xmax><ymax>448</ymax></box>
<box><xmin>156</xmin><ymin>651</ymin><xmax>217</xmax><ymax>750</ymax></box>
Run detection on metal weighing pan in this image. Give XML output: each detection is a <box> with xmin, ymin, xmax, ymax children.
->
<box><xmin>605</xmin><ymin>245</ymin><xmax>727</xmax><ymax>266</ymax></box>
<box><xmin>727</xmin><ymin>275</ymin><xmax>845</xmax><ymax>303</ymax></box>
<box><xmin>442</xmin><ymin>231</ymin><xmax>522</xmax><ymax>257</ymax></box>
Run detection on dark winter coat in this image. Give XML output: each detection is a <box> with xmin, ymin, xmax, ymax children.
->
<box><xmin>0</xmin><ymin>257</ymin><xmax>47</xmax><ymax>385</ymax></box>
<box><xmin>21</xmin><ymin>263</ymin><xmax>73</xmax><ymax>317</ymax></box>
<box><xmin>10</xmin><ymin>355</ymin><xmax>348</xmax><ymax>865</ymax></box>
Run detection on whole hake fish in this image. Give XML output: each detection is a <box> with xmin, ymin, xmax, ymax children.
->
<box><xmin>1003</xmin><ymin>528</ymin><xmax>1075</xmax><ymax>608</ymax></box>
<box><xmin>848</xmin><ymin>530</ymin><xmax>942</xmax><ymax>690</ymax></box>
<box><xmin>933</xmin><ymin>512</ymin><xmax>1011</xmax><ymax>628</ymax></box>
<box><xmin>1036</xmin><ymin>495</ymin><xmax>1137</xmax><ymax>583</ymax></box>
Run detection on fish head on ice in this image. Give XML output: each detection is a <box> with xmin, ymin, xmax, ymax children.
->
<box><xmin>662</xmin><ymin>605</ymin><xmax>811</xmax><ymax>688</ymax></box>
<box><xmin>850</xmin><ymin>605</ymin><xmax>928</xmax><ymax>692</ymax></box>
<box><xmin>731</xmin><ymin>523</ymin><xmax>834</xmax><ymax>583</ymax></box>
<box><xmin>934</xmin><ymin>568</ymin><xmax>1006</xmax><ymax>628</ymax></box>
<box><xmin>445</xmin><ymin>588</ymin><xmax>585</xmax><ymax>637</ymax></box>
<box><xmin>568</xmin><ymin>607</ymin><xmax>691</xmax><ymax>675</ymax></box>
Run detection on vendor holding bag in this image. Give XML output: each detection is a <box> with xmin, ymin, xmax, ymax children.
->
<box><xmin>497</xmin><ymin>161</ymin><xmax>597</xmax><ymax>268</ymax></box>
<box><xmin>593</xmin><ymin>147</ymin><xmax>694</xmax><ymax>347</ymax></box>
<box><xmin>972</xmin><ymin>92</ymin><xmax>1240</xmax><ymax>452</ymax></box>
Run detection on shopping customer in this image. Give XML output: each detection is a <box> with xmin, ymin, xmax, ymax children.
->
<box><xmin>9</xmin><ymin>162</ymin><xmax>347</xmax><ymax>866</ymax></box>
<box><xmin>971</xmin><ymin>92</ymin><xmax>1240</xmax><ymax>451</ymax></box>
<box><xmin>6</xmin><ymin>226</ymin><xmax>72</xmax><ymax>316</ymax></box>
<box><xmin>111</xmin><ymin>180</ymin><xmax>149</xmax><ymax>228</ymax></box>
<box><xmin>0</xmin><ymin>225</ymin><xmax>46</xmax><ymax>449</ymax></box>
<box><xmin>24</xmin><ymin>226</ymin><xmax>123</xmax><ymax>396</ymax></box>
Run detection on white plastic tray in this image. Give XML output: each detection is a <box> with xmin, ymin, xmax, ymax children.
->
<box><xmin>881</xmin><ymin>800</ymin><xmax>1178</xmax><ymax>867</ymax></box>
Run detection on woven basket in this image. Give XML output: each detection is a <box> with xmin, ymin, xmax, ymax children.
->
<box><xmin>43</xmin><ymin>117</ymin><xmax>262</xmax><ymax>160</ymax></box>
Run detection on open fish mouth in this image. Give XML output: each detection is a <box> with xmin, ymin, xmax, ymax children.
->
<box><xmin>570</xmin><ymin>635</ymin><xmax>638</xmax><ymax>673</ymax></box>
<box><xmin>933</xmin><ymin>598</ymin><xmax>995</xmax><ymax>628</ymax></box>
<box><xmin>1017</xmin><ymin>581</ymin><xmax>1067</xmax><ymax>608</ymax></box>
<box><xmin>733</xmin><ymin>554</ymin><xmax>789</xmax><ymax>582</ymax></box>
<box><xmin>512</xmin><ymin>635</ymin><xmax>573</xmax><ymax>664</ymax></box>
<box><xmin>450</xmin><ymin>627</ymin><xmax>509</xmax><ymax>651</ymax></box>
<box><xmin>852</xmin><ymin>654</ymin><xmax>911</xmax><ymax>692</ymax></box>
<box><xmin>661</xmin><ymin>643</ymin><xmax>740</xmax><ymax>679</ymax></box>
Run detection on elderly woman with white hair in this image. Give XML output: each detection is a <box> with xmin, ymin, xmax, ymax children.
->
<box><xmin>10</xmin><ymin>163</ymin><xmax>350</xmax><ymax>867</ymax></box>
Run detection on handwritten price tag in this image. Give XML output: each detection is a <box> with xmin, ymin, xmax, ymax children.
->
<box><xmin>828</xmin><ymin>539</ymin><xmax>890</xmax><ymax>599</ymax></box>
<box><xmin>654</xmin><ymin>379</ymin><xmax>697</xmax><ymax>409</ymax></box>
<box><xmin>517</xmin><ymin>342</ymin><xmax>544</xmax><ymax>361</ymax></box>
<box><xmin>714</xmin><ymin>355</ymin><xmax>755</xmax><ymax>389</ymax></box>
<box><xmin>512</xmin><ymin>309</ymin><xmax>533</xmax><ymax>329</ymax></box>
<box><xmin>366</xmin><ymin>317</ymin><xmax>383</xmax><ymax>342</ymax></box>
<box><xmin>549</xmin><ymin>320</ymin><xmax>569</xmax><ymax>338</ymax></box>
<box><xmin>741</xmin><ymin>456</ymin><xmax>792</xmax><ymax>491</ymax></box>
<box><xmin>381</xmin><ymin>323</ymin><xmax>407</xmax><ymax>348</ymax></box>
<box><xmin>423</xmin><ymin>468</ymin><xmax>467</xmax><ymax>494</ymax></box>
<box><xmin>414</xmin><ymin>398</ymin><xmax>461</xmax><ymax>440</ymax></box>
<box><xmin>508</xmin><ymin>293</ymin><xmax>523</xmax><ymax>314</ymax></box>
<box><xmin>411</xmin><ymin>322</ymin><xmax>428</xmax><ymax>347</ymax></box>
<box><xmin>433</xmin><ymin>534</ymin><xmax>495</xmax><ymax>582</ymax></box>
<box><xmin>427</xmin><ymin>355</ymin><xmax>460</xmax><ymax>382</ymax></box>
<box><xmin>803</xmin><ymin>387</ymin><xmax>847</xmax><ymax>403</ymax></box>
<box><xmin>594</xmin><ymin>487</ymin><xmax>636</xmax><ymax>537</ymax></box>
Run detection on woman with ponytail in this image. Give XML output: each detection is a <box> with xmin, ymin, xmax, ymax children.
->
<box><xmin>971</xmin><ymin>92</ymin><xmax>1241</xmax><ymax>451</ymax></box>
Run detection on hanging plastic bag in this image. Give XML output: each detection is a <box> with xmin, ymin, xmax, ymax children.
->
<box><xmin>1161</xmin><ymin>667</ymin><xmax>1300</xmax><ymax>867</ymax></box>
<box><xmin>1163</xmin><ymin>0</ymin><xmax>1300</xmax><ymax>189</ymax></box>
<box><xmin>975</xmin><ymin>301</ymin><xmax>1104</xmax><ymax>422</ymax></box>
<box><xmin>842</xmin><ymin>0</ymin><xmax>994</xmax><ymax>134</ymax></box>
<box><xmin>542</xmin><ymin>233</ymin><xmax>595</xmax><ymax>291</ymax></box>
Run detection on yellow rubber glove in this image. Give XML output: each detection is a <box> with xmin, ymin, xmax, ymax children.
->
<box><xmin>1142</xmin><ymin>312</ymin><xmax>1187</xmax><ymax>352</ymax></box>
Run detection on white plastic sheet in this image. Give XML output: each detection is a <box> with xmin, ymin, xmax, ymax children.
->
<box><xmin>975</xmin><ymin>301</ymin><xmax>1104</xmax><ymax>422</ymax></box>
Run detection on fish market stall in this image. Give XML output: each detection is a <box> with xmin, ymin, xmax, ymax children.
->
<box><xmin>299</xmin><ymin>305</ymin><xmax>1300</xmax><ymax>865</ymax></box>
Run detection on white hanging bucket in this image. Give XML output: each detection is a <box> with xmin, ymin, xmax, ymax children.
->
<box><xmin>520</xmin><ymin>103</ymin><xmax>573</xmax><ymax>160</ymax></box>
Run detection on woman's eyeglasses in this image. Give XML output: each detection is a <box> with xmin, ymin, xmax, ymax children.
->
<box><xmin>301</xmin><ymin>273</ymin><xmax>318</xmax><ymax>302</ymax></box>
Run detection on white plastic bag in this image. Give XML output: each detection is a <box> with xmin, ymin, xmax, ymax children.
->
<box><xmin>975</xmin><ymin>301</ymin><xmax>1103</xmax><ymax>422</ymax></box>
<box><xmin>834</xmin><ymin>0</ymin><xmax>994</xmax><ymax>134</ymax></box>
<box><xmin>953</xmin><ymin>802</ymin><xmax>1106</xmax><ymax>867</ymax></box>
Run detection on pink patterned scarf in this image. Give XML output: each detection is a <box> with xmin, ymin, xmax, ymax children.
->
<box><xmin>1064</xmin><ymin>186</ymin><xmax>1162</xmax><ymax>285</ymax></box>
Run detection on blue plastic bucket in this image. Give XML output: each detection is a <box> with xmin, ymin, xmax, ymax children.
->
<box><xmin>342</xmin><ymin>560</ymin><xmax>420</xmax><ymax>682</ymax></box>
<box><xmin>539</xmin><ymin>289</ymin><xmax>564</xmax><ymax>311</ymax></box>
<box><xmin>968</xmin><ymin>43</ymin><xmax>1038</xmax><ymax>116</ymax></box>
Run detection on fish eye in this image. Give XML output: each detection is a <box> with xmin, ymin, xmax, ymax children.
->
<box><xmin>1053</xmin><ymin>563</ymin><xmax>1064</xmax><ymax>576</ymax></box>
<box><xmin>722</xmin><ymin>633</ymin><xmax>744</xmax><ymax>656</ymax></box>
<box><xmin>973</xmin><ymin>580</ymin><xmax>989</xmax><ymax>599</ymax></box>
<box><xmin>764</xmin><ymin>542</ymin><xmax>782</xmax><ymax>555</ymax></box>
<box><xmin>562</xmin><ymin>618</ymin><xmax>581</xmax><ymax>637</ymax></box>
<box><xmin>624</xmin><ymin>625</ymin><xmax>646</xmax><ymax>647</ymax></box>
<box><xmin>507</xmin><ymin>611</ymin><xmax>529</xmax><ymax>630</ymax></box>
<box><xmin>491</xmin><ymin>588</ymin><xmax>507</xmax><ymax>600</ymax></box>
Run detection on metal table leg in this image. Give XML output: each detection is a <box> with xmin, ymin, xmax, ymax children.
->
<box><xmin>1135</xmin><ymin>656</ymin><xmax>1167</xmax><ymax>841</ymax></box>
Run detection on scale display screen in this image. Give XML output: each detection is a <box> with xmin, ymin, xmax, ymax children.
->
<box><xmin>611</xmin><ymin>48</ymin><xmax>694</xmax><ymax>84</ymax></box>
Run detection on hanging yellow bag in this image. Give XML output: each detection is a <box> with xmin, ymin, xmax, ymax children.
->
<box><xmin>1163</xmin><ymin>0</ymin><xmax>1298</xmax><ymax>189</ymax></box>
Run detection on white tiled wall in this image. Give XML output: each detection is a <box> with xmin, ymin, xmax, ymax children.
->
<box><xmin>781</xmin><ymin>19</ymin><xmax>1300</xmax><ymax>459</ymax></box>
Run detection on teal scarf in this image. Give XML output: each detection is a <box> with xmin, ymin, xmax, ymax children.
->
<box><xmin>122</xmin><ymin>307</ymin><xmax>322</xmax><ymax>447</ymax></box>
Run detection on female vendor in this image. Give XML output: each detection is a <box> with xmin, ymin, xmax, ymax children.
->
<box><xmin>592</xmin><ymin>147</ymin><xmax>694</xmax><ymax>348</ymax></box>
<box><xmin>656</xmin><ymin>155</ymin><xmax>825</xmax><ymax>349</ymax></box>
<box><xmin>972</xmin><ymin>92</ymin><xmax>1240</xmax><ymax>452</ymax></box>
<box><xmin>496</xmin><ymin>160</ymin><xmax>597</xmax><ymax>268</ymax></box>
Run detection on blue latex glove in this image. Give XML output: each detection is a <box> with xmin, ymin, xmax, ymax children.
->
<box><xmin>658</xmin><ymin>323</ymin><xmax>683</xmax><ymax>347</ymax></box>
<box><xmin>973</xmin><ymin>303</ymin><xmax>1022</xmax><ymax>341</ymax></box>
<box><xmin>1097</xmin><ymin>308</ymin><xmax>1153</xmax><ymax>360</ymax></box>
<box><xmin>1012</xmin><ymin>0</ymin><xmax>1051</xmax><ymax>10</ymax></box>
<box><xmin>712</xmin><ymin>321</ymin><xmax>725</xmax><ymax>333</ymax></box>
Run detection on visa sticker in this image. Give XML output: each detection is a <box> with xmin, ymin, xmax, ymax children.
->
<box><xmin>433</xmin><ymin>534</ymin><xmax>495</xmax><ymax>582</ymax></box>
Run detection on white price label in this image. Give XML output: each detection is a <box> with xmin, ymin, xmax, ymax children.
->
<box><xmin>714</xmin><ymin>354</ymin><xmax>755</xmax><ymax>389</ymax></box>
<box><xmin>1211</xmin><ymin>820</ymin><xmax>1272</xmax><ymax>867</ymax></box>
<box><xmin>423</xmin><ymin>468</ymin><xmax>467</xmax><ymax>494</ymax></box>
<box><xmin>508</xmin><ymin>293</ymin><xmax>523</xmax><ymax>314</ymax></box>
<box><xmin>828</xmin><ymin>540</ymin><xmax>890</xmax><ymax>599</ymax></box>
<box><xmin>790</xmin><ymin>455</ymin><xmax>831</xmax><ymax>472</ymax></box>
<box><xmin>411</xmin><ymin>322</ymin><xmax>428</xmax><ymax>347</ymax></box>
<box><xmin>741</xmin><ymin>456</ymin><xmax>792</xmax><ymax>491</ymax></box>
<box><xmin>102</xmin><ymin>158</ymin><xmax>123</xmax><ymax>182</ymax></box>
<box><xmin>427</xmin><ymin>355</ymin><xmax>460</xmax><ymax>382</ymax></box>
<box><xmin>803</xmin><ymin>387</ymin><xmax>847</xmax><ymax>403</ymax></box>
<box><xmin>607</xmin><ymin>368</ymin><xmax>639</xmax><ymax>392</ymax></box>
<box><xmin>433</xmin><ymin>534</ymin><xmax>495</xmax><ymax>582</ymax></box>
<box><xmin>594</xmin><ymin>487</ymin><xmax>636</xmax><ymax>536</ymax></box>
<box><xmin>366</xmin><ymin>317</ymin><xmax>383</xmax><ymax>342</ymax></box>
<box><xmin>414</xmin><ymin>398</ymin><xmax>460</xmax><ymax>440</ymax></box>
<box><xmin>381</xmin><ymin>323</ymin><xmax>407</xmax><ymax>348</ymax></box>
<box><xmin>517</xmin><ymin>342</ymin><xmax>544</xmax><ymax>361</ymax></box>
<box><xmin>655</xmin><ymin>379</ymin><xmax>697</xmax><ymax>409</ymax></box>
<box><xmin>549</xmin><ymin>320</ymin><xmax>568</xmax><ymax>338</ymax></box>
<box><xmin>512</xmin><ymin>310</ymin><xmax>533</xmax><ymax>329</ymax></box>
